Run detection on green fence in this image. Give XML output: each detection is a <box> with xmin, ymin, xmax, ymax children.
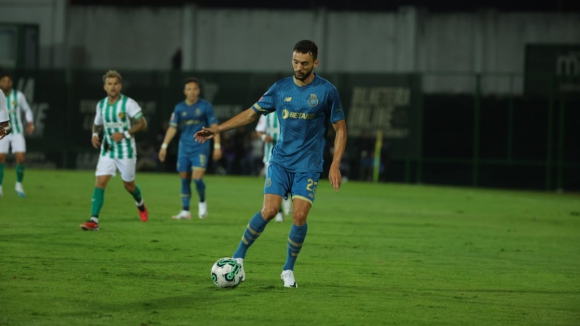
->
<box><xmin>5</xmin><ymin>69</ymin><xmax>580</xmax><ymax>190</ymax></box>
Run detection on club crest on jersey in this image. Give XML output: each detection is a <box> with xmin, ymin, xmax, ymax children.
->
<box><xmin>307</xmin><ymin>94</ymin><xmax>319</xmax><ymax>107</ymax></box>
<box><xmin>12</xmin><ymin>101</ymin><xmax>17</xmax><ymax>107</ymax></box>
<box><xmin>118</xmin><ymin>112</ymin><xmax>125</xmax><ymax>119</ymax></box>
<box><xmin>195</xmin><ymin>108</ymin><xmax>202</xmax><ymax>116</ymax></box>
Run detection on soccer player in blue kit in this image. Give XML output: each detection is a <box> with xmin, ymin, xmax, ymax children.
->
<box><xmin>194</xmin><ymin>40</ymin><xmax>347</xmax><ymax>288</ymax></box>
<box><xmin>159</xmin><ymin>77</ymin><xmax>222</xmax><ymax>220</ymax></box>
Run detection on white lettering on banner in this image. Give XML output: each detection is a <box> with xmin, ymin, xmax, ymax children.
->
<box><xmin>31</xmin><ymin>103</ymin><xmax>49</xmax><ymax>136</ymax></box>
<box><xmin>202</xmin><ymin>81</ymin><xmax>220</xmax><ymax>103</ymax></box>
<box><xmin>76</xmin><ymin>152</ymin><xmax>100</xmax><ymax>170</ymax></box>
<box><xmin>348</xmin><ymin>87</ymin><xmax>410</xmax><ymax>138</ymax></box>
<box><xmin>557</xmin><ymin>51</ymin><xmax>580</xmax><ymax>76</ymax></box>
<box><xmin>22</xmin><ymin>152</ymin><xmax>57</xmax><ymax>169</ymax></box>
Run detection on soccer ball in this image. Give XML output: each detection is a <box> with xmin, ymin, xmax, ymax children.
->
<box><xmin>211</xmin><ymin>257</ymin><xmax>243</xmax><ymax>288</ymax></box>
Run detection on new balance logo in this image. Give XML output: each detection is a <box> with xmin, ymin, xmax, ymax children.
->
<box><xmin>284</xmin><ymin>97</ymin><xmax>292</xmax><ymax>102</ymax></box>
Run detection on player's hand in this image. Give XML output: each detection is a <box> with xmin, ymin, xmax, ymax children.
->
<box><xmin>263</xmin><ymin>134</ymin><xmax>273</xmax><ymax>143</ymax></box>
<box><xmin>26</xmin><ymin>122</ymin><xmax>34</xmax><ymax>135</ymax></box>
<box><xmin>91</xmin><ymin>134</ymin><xmax>101</xmax><ymax>149</ymax></box>
<box><xmin>213</xmin><ymin>148</ymin><xmax>222</xmax><ymax>161</ymax></box>
<box><xmin>194</xmin><ymin>126</ymin><xmax>219</xmax><ymax>143</ymax></box>
<box><xmin>111</xmin><ymin>132</ymin><xmax>124</xmax><ymax>142</ymax></box>
<box><xmin>158</xmin><ymin>148</ymin><xmax>167</xmax><ymax>162</ymax></box>
<box><xmin>0</xmin><ymin>121</ymin><xmax>11</xmax><ymax>140</ymax></box>
<box><xmin>329</xmin><ymin>163</ymin><xmax>342</xmax><ymax>192</ymax></box>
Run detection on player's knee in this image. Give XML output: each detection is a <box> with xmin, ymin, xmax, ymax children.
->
<box><xmin>292</xmin><ymin>211</ymin><xmax>308</xmax><ymax>226</ymax></box>
<box><xmin>261</xmin><ymin>207</ymin><xmax>278</xmax><ymax>220</ymax></box>
<box><xmin>123</xmin><ymin>182</ymin><xmax>135</xmax><ymax>192</ymax></box>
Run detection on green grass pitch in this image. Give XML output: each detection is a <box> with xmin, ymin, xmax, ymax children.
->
<box><xmin>0</xmin><ymin>169</ymin><xmax>579</xmax><ymax>325</ymax></box>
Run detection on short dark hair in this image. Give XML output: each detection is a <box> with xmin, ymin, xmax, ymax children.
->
<box><xmin>0</xmin><ymin>71</ymin><xmax>13</xmax><ymax>81</ymax></box>
<box><xmin>184</xmin><ymin>77</ymin><xmax>200</xmax><ymax>87</ymax></box>
<box><xmin>293</xmin><ymin>40</ymin><xmax>318</xmax><ymax>60</ymax></box>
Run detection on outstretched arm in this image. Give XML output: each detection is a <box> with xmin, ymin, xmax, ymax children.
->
<box><xmin>328</xmin><ymin>119</ymin><xmax>347</xmax><ymax>192</ymax></box>
<box><xmin>194</xmin><ymin>108</ymin><xmax>260</xmax><ymax>143</ymax></box>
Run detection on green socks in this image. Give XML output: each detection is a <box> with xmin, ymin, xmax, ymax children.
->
<box><xmin>16</xmin><ymin>164</ymin><xmax>24</xmax><ymax>183</ymax></box>
<box><xmin>91</xmin><ymin>187</ymin><xmax>105</xmax><ymax>217</ymax></box>
<box><xmin>131</xmin><ymin>185</ymin><xmax>143</xmax><ymax>204</ymax></box>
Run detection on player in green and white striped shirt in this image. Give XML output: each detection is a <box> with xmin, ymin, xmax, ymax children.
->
<box><xmin>79</xmin><ymin>70</ymin><xmax>149</xmax><ymax>231</ymax></box>
<box><xmin>255</xmin><ymin>113</ymin><xmax>292</xmax><ymax>222</ymax></box>
<box><xmin>0</xmin><ymin>72</ymin><xmax>34</xmax><ymax>198</ymax></box>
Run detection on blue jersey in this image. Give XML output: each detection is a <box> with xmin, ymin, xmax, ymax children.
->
<box><xmin>170</xmin><ymin>98</ymin><xmax>218</xmax><ymax>155</ymax></box>
<box><xmin>252</xmin><ymin>75</ymin><xmax>345</xmax><ymax>173</ymax></box>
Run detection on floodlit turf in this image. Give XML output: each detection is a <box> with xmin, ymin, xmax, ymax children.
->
<box><xmin>1</xmin><ymin>169</ymin><xmax>579</xmax><ymax>325</ymax></box>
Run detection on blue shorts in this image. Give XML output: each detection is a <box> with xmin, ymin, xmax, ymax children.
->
<box><xmin>177</xmin><ymin>150</ymin><xmax>209</xmax><ymax>172</ymax></box>
<box><xmin>264</xmin><ymin>162</ymin><xmax>321</xmax><ymax>205</ymax></box>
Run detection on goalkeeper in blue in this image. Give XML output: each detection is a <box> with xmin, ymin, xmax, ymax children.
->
<box><xmin>195</xmin><ymin>40</ymin><xmax>347</xmax><ymax>288</ymax></box>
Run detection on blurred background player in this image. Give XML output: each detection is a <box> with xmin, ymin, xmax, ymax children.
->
<box><xmin>158</xmin><ymin>77</ymin><xmax>221</xmax><ymax>220</ymax></box>
<box><xmin>0</xmin><ymin>90</ymin><xmax>11</xmax><ymax>140</ymax></box>
<box><xmin>255</xmin><ymin>113</ymin><xmax>292</xmax><ymax>222</ymax></box>
<box><xmin>0</xmin><ymin>72</ymin><xmax>34</xmax><ymax>198</ymax></box>
<box><xmin>80</xmin><ymin>70</ymin><xmax>148</xmax><ymax>231</ymax></box>
<box><xmin>194</xmin><ymin>40</ymin><xmax>347</xmax><ymax>288</ymax></box>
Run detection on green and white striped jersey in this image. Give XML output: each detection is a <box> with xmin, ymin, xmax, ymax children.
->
<box><xmin>4</xmin><ymin>89</ymin><xmax>33</xmax><ymax>135</ymax></box>
<box><xmin>0</xmin><ymin>91</ymin><xmax>9</xmax><ymax>123</ymax></box>
<box><xmin>255</xmin><ymin>112</ymin><xmax>280</xmax><ymax>163</ymax></box>
<box><xmin>94</xmin><ymin>95</ymin><xmax>143</xmax><ymax>159</ymax></box>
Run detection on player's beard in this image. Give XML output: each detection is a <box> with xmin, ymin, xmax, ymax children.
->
<box><xmin>107</xmin><ymin>90</ymin><xmax>119</xmax><ymax>99</ymax></box>
<box><xmin>294</xmin><ymin>67</ymin><xmax>313</xmax><ymax>81</ymax></box>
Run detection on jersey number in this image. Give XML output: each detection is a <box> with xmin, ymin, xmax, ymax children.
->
<box><xmin>306</xmin><ymin>178</ymin><xmax>318</xmax><ymax>194</ymax></box>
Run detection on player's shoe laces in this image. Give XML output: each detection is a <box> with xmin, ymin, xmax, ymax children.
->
<box><xmin>234</xmin><ymin>258</ymin><xmax>245</xmax><ymax>282</ymax></box>
<box><xmin>275</xmin><ymin>212</ymin><xmax>284</xmax><ymax>223</ymax></box>
<box><xmin>137</xmin><ymin>202</ymin><xmax>148</xmax><ymax>222</ymax></box>
<box><xmin>172</xmin><ymin>210</ymin><xmax>191</xmax><ymax>220</ymax></box>
<box><xmin>80</xmin><ymin>221</ymin><xmax>99</xmax><ymax>231</ymax></box>
<box><xmin>15</xmin><ymin>183</ymin><xmax>25</xmax><ymax>198</ymax></box>
<box><xmin>281</xmin><ymin>270</ymin><xmax>298</xmax><ymax>288</ymax></box>
<box><xmin>198</xmin><ymin>202</ymin><xmax>208</xmax><ymax>219</ymax></box>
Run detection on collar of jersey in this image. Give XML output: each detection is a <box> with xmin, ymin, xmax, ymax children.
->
<box><xmin>293</xmin><ymin>74</ymin><xmax>317</xmax><ymax>87</ymax></box>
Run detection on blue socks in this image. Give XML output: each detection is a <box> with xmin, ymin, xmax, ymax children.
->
<box><xmin>181</xmin><ymin>178</ymin><xmax>191</xmax><ymax>211</ymax></box>
<box><xmin>193</xmin><ymin>178</ymin><xmax>206</xmax><ymax>203</ymax></box>
<box><xmin>233</xmin><ymin>212</ymin><xmax>269</xmax><ymax>259</ymax></box>
<box><xmin>283</xmin><ymin>223</ymin><xmax>308</xmax><ymax>271</ymax></box>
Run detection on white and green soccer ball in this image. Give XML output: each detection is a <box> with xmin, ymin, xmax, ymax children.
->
<box><xmin>211</xmin><ymin>257</ymin><xmax>243</xmax><ymax>288</ymax></box>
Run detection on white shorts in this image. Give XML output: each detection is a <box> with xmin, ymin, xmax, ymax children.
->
<box><xmin>95</xmin><ymin>156</ymin><xmax>137</xmax><ymax>182</ymax></box>
<box><xmin>0</xmin><ymin>134</ymin><xmax>26</xmax><ymax>154</ymax></box>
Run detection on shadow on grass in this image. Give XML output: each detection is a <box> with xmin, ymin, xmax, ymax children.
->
<box><xmin>56</xmin><ymin>283</ymin><xmax>284</xmax><ymax>318</ymax></box>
